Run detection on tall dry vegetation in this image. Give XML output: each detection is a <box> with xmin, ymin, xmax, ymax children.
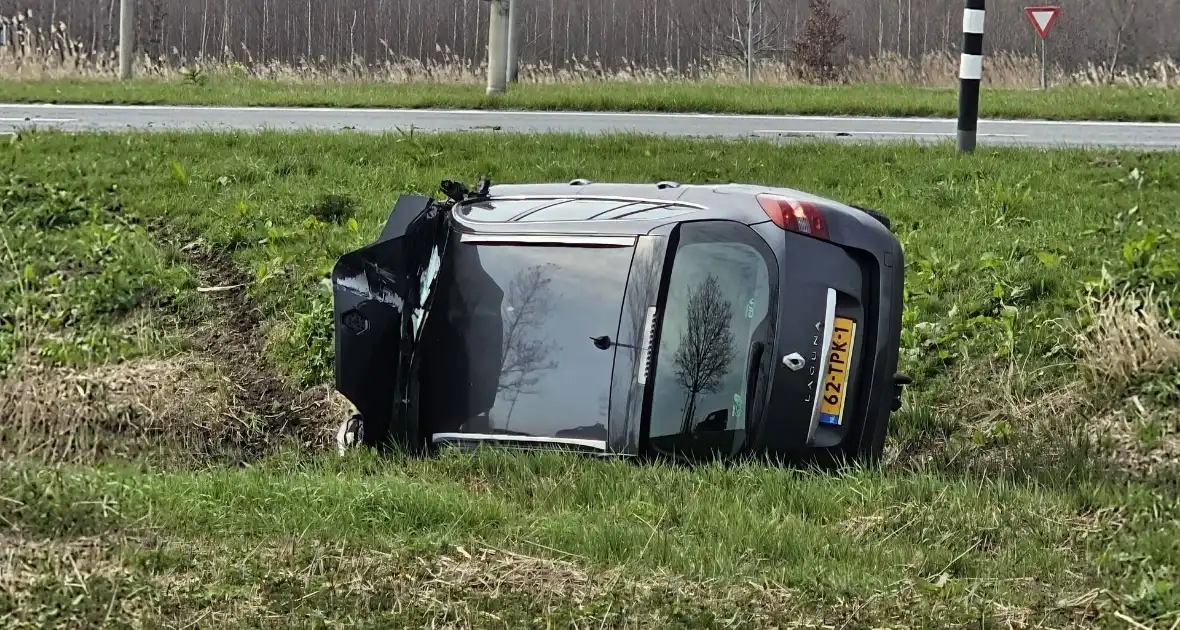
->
<box><xmin>1</xmin><ymin>0</ymin><xmax>1177</xmax><ymax>86</ymax></box>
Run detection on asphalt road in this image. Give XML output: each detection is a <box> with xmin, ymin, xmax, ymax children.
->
<box><xmin>3</xmin><ymin>103</ymin><xmax>1180</xmax><ymax>149</ymax></box>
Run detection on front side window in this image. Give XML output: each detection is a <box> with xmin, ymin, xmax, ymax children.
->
<box><xmin>647</xmin><ymin>222</ymin><xmax>775</xmax><ymax>459</ymax></box>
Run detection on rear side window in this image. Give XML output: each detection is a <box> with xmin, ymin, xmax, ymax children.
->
<box><xmin>647</xmin><ymin>222</ymin><xmax>776</xmax><ymax>458</ymax></box>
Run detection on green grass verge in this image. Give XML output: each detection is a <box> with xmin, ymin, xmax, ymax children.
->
<box><xmin>0</xmin><ymin>175</ymin><xmax>198</xmax><ymax>373</ymax></box>
<box><xmin>2</xmin><ymin>130</ymin><xmax>1178</xmax><ymax>628</ymax></box>
<box><xmin>4</xmin><ymin>78</ymin><xmax>1180</xmax><ymax>122</ymax></box>
<box><xmin>2</xmin><ymin>449</ymin><xmax>1175</xmax><ymax>628</ymax></box>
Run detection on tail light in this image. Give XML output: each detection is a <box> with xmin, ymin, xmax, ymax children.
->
<box><xmin>757</xmin><ymin>194</ymin><xmax>830</xmax><ymax>240</ymax></box>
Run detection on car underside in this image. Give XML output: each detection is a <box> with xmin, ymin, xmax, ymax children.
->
<box><xmin>331</xmin><ymin>178</ymin><xmax>909</xmax><ymax>466</ymax></box>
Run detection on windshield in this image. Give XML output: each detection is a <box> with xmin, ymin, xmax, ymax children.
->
<box><xmin>648</xmin><ymin>223</ymin><xmax>775</xmax><ymax>458</ymax></box>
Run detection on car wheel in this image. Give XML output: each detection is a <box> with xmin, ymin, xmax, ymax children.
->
<box><xmin>336</xmin><ymin>413</ymin><xmax>364</xmax><ymax>455</ymax></box>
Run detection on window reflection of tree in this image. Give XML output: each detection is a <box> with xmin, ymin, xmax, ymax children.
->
<box><xmin>496</xmin><ymin>264</ymin><xmax>560</xmax><ymax>429</ymax></box>
<box><xmin>671</xmin><ymin>273</ymin><xmax>737</xmax><ymax>434</ymax></box>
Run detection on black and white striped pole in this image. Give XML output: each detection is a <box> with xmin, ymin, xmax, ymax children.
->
<box><xmin>957</xmin><ymin>0</ymin><xmax>985</xmax><ymax>153</ymax></box>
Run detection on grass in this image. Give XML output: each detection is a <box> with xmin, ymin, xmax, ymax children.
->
<box><xmin>3</xmin><ymin>450</ymin><xmax>1173</xmax><ymax>628</ymax></box>
<box><xmin>2</xmin><ymin>129</ymin><xmax>1179</xmax><ymax>628</ymax></box>
<box><xmin>6</xmin><ymin>77</ymin><xmax>1180</xmax><ymax>123</ymax></box>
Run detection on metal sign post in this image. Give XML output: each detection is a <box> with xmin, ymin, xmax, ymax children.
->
<box><xmin>957</xmin><ymin>0</ymin><xmax>986</xmax><ymax>154</ymax></box>
<box><xmin>1024</xmin><ymin>6</ymin><xmax>1061</xmax><ymax>90</ymax></box>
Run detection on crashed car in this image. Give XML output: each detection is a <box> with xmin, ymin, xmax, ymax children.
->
<box><xmin>331</xmin><ymin>178</ymin><xmax>909</xmax><ymax>465</ymax></box>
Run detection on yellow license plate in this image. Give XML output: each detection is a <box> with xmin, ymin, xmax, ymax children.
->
<box><xmin>819</xmin><ymin>317</ymin><xmax>856</xmax><ymax>426</ymax></box>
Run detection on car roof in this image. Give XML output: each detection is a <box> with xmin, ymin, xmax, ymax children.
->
<box><xmin>451</xmin><ymin>180</ymin><xmax>860</xmax><ymax>236</ymax></box>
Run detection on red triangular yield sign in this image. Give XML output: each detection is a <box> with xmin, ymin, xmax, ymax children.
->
<box><xmin>1024</xmin><ymin>6</ymin><xmax>1061</xmax><ymax>39</ymax></box>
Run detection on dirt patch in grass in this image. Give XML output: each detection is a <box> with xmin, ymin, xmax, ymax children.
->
<box><xmin>174</xmin><ymin>230</ymin><xmax>341</xmax><ymax>437</ymax></box>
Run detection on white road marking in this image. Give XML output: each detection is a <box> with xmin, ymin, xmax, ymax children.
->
<box><xmin>0</xmin><ymin>117</ymin><xmax>77</xmax><ymax>122</ymax></box>
<box><xmin>2</xmin><ymin>102</ymin><xmax>1179</xmax><ymax>128</ymax></box>
<box><xmin>754</xmin><ymin>129</ymin><xmax>1029</xmax><ymax>138</ymax></box>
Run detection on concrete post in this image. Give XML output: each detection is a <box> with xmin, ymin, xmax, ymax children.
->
<box><xmin>119</xmin><ymin>0</ymin><xmax>135</xmax><ymax>80</ymax></box>
<box><xmin>506</xmin><ymin>0</ymin><xmax>520</xmax><ymax>82</ymax></box>
<box><xmin>486</xmin><ymin>0</ymin><xmax>509</xmax><ymax>94</ymax></box>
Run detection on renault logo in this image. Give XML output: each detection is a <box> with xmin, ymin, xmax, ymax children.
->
<box><xmin>783</xmin><ymin>353</ymin><xmax>806</xmax><ymax>372</ymax></box>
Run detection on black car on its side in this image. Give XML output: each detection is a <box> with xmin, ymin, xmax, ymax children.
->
<box><xmin>331</xmin><ymin>178</ymin><xmax>908</xmax><ymax>465</ymax></box>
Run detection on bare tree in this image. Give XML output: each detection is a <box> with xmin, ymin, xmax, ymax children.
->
<box><xmin>137</xmin><ymin>0</ymin><xmax>166</xmax><ymax>57</ymax></box>
<box><xmin>622</xmin><ymin>248</ymin><xmax>660</xmax><ymax>364</ymax></box>
<box><xmin>1104</xmin><ymin>0</ymin><xmax>1138</xmax><ymax>83</ymax></box>
<box><xmin>699</xmin><ymin>0</ymin><xmax>786</xmax><ymax>82</ymax></box>
<box><xmin>497</xmin><ymin>264</ymin><xmax>560</xmax><ymax>429</ymax></box>
<box><xmin>672</xmin><ymin>274</ymin><xmax>737</xmax><ymax>434</ymax></box>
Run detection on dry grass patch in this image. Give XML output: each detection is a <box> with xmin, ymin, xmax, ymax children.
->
<box><xmin>0</xmin><ymin>352</ymin><xmax>225</xmax><ymax>464</ymax></box>
<box><xmin>1090</xmin><ymin>403</ymin><xmax>1180</xmax><ymax>481</ymax></box>
<box><xmin>0</xmin><ymin>535</ymin><xmax>135</xmax><ymax>591</ymax></box>
<box><xmin>0</xmin><ymin>350</ymin><xmax>346</xmax><ymax>466</ymax></box>
<box><xmin>0</xmin><ymin>535</ymin><xmax>161</xmax><ymax>629</ymax></box>
<box><xmin>890</xmin><ymin>357</ymin><xmax>1093</xmax><ymax>479</ymax></box>
<box><xmin>0</xmin><ymin>535</ymin><xmax>810</xmax><ymax>628</ymax></box>
<box><xmin>1074</xmin><ymin>288</ymin><xmax>1180</xmax><ymax>480</ymax></box>
<box><xmin>1075</xmin><ymin>287</ymin><xmax>1180</xmax><ymax>390</ymax></box>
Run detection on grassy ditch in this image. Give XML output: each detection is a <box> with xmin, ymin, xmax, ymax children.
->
<box><xmin>1</xmin><ymin>130</ymin><xmax>1178</xmax><ymax>628</ymax></box>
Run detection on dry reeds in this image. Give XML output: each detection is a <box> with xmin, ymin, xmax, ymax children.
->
<box><xmin>2</xmin><ymin>13</ymin><xmax>1178</xmax><ymax>88</ymax></box>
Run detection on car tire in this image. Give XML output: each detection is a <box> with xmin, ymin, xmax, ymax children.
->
<box><xmin>336</xmin><ymin>413</ymin><xmax>364</xmax><ymax>455</ymax></box>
